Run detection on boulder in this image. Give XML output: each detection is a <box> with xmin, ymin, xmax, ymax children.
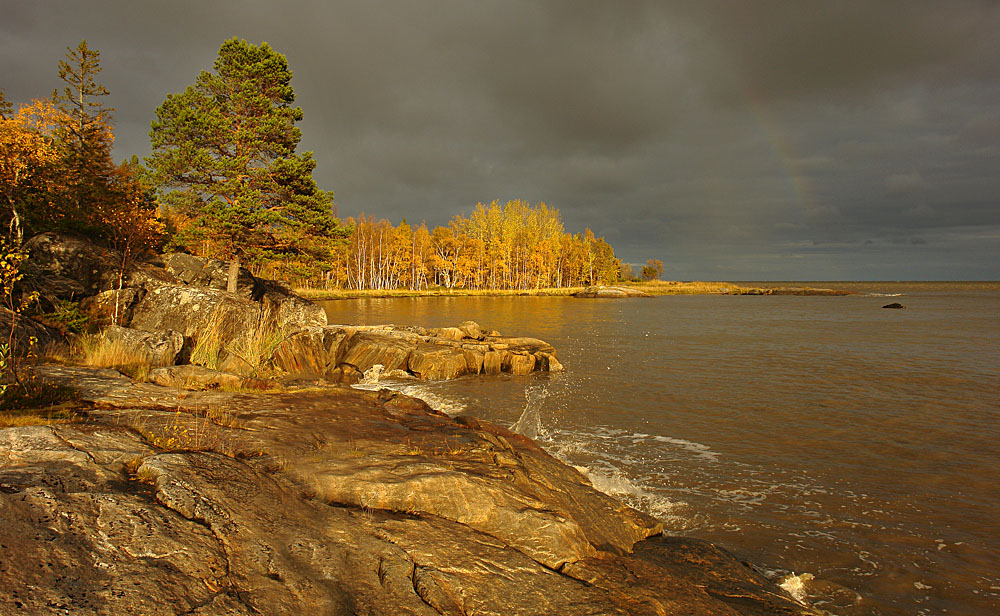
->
<box><xmin>0</xmin><ymin>308</ymin><xmax>64</xmax><ymax>352</ymax></box>
<box><xmin>487</xmin><ymin>335</ymin><xmax>556</xmax><ymax>355</ymax></box>
<box><xmin>103</xmin><ymin>325</ymin><xmax>183</xmax><ymax>368</ymax></box>
<box><xmin>483</xmin><ymin>350</ymin><xmax>503</xmax><ymax>375</ymax></box>
<box><xmin>253</xmin><ymin>278</ymin><xmax>328</xmax><ymax>330</ymax></box>
<box><xmin>148</xmin><ymin>365</ymin><xmax>243</xmax><ymax>390</ymax></box>
<box><xmin>407</xmin><ymin>344</ymin><xmax>469</xmax><ymax>380</ymax></box>
<box><xmin>339</xmin><ymin>332</ymin><xmax>413</xmax><ymax>373</ymax></box>
<box><xmin>164</xmin><ymin>253</ymin><xmax>326</xmax><ymax>329</ymax></box>
<box><xmin>130</xmin><ymin>285</ymin><xmax>261</xmax><ymax>340</ymax></box>
<box><xmin>882</xmin><ymin>302</ymin><xmax>906</xmax><ymax>309</ymax></box>
<box><xmin>272</xmin><ymin>326</ymin><xmax>351</xmax><ymax>379</ymax></box>
<box><xmin>437</xmin><ymin>326</ymin><xmax>465</xmax><ymax>341</ymax></box>
<box><xmin>21</xmin><ymin>232</ymin><xmax>121</xmax><ymax>304</ymax></box>
<box><xmin>79</xmin><ymin>288</ymin><xmax>145</xmax><ymax>326</ymax></box>
<box><xmin>537</xmin><ymin>351</ymin><xmax>564</xmax><ymax>373</ymax></box>
<box><xmin>504</xmin><ymin>352</ymin><xmax>536</xmax><ymax>376</ymax></box>
<box><xmin>457</xmin><ymin>320</ymin><xmax>483</xmax><ymax>340</ymax></box>
<box><xmin>164</xmin><ymin>252</ymin><xmax>256</xmax><ymax>295</ymax></box>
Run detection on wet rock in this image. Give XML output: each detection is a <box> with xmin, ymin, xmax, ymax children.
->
<box><xmin>272</xmin><ymin>326</ymin><xmax>350</xmax><ymax>379</ymax></box>
<box><xmin>504</xmin><ymin>352</ymin><xmax>536</xmax><ymax>376</ymax></box>
<box><xmin>3</xmin><ymin>364</ymin><xmax>818</xmax><ymax>616</ymax></box>
<box><xmin>882</xmin><ymin>302</ymin><xmax>906</xmax><ymax>309</ymax></box>
<box><xmin>407</xmin><ymin>344</ymin><xmax>470</xmax><ymax>380</ymax></box>
<box><xmin>483</xmin><ymin>350</ymin><xmax>503</xmax><ymax>375</ymax></box>
<box><xmin>339</xmin><ymin>331</ymin><xmax>413</xmax><ymax>373</ymax></box>
<box><xmin>103</xmin><ymin>325</ymin><xmax>184</xmax><ymax>367</ymax></box>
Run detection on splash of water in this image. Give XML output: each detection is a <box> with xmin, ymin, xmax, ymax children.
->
<box><xmin>359</xmin><ymin>364</ymin><xmax>384</xmax><ymax>385</ymax></box>
<box><xmin>510</xmin><ymin>385</ymin><xmax>548</xmax><ymax>440</ymax></box>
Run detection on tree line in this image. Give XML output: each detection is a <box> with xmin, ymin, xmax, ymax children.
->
<box><xmin>309</xmin><ymin>200</ymin><xmax>621</xmax><ymax>292</ymax></box>
<box><xmin>4</xmin><ymin>38</ymin><xmax>658</xmax><ymax>297</ymax></box>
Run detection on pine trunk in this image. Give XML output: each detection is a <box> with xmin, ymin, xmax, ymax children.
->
<box><xmin>228</xmin><ymin>256</ymin><xmax>240</xmax><ymax>293</ymax></box>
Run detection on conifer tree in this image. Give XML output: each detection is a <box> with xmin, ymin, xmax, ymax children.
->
<box><xmin>148</xmin><ymin>38</ymin><xmax>340</xmax><ymax>292</ymax></box>
<box><xmin>53</xmin><ymin>39</ymin><xmax>115</xmax><ymax>223</ymax></box>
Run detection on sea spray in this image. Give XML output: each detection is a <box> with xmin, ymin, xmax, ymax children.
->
<box><xmin>359</xmin><ymin>364</ymin><xmax>384</xmax><ymax>385</ymax></box>
<box><xmin>510</xmin><ymin>384</ymin><xmax>548</xmax><ymax>439</ymax></box>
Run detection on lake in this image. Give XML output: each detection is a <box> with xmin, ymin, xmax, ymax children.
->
<box><xmin>319</xmin><ymin>282</ymin><xmax>1000</xmax><ymax>615</ymax></box>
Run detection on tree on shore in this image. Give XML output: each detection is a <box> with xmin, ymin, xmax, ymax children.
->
<box><xmin>148</xmin><ymin>38</ymin><xmax>343</xmax><ymax>292</ymax></box>
<box><xmin>641</xmin><ymin>258</ymin><xmax>664</xmax><ymax>281</ymax></box>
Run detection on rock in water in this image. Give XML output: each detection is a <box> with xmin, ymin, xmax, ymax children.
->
<box><xmin>882</xmin><ymin>302</ymin><xmax>906</xmax><ymax>309</ymax></box>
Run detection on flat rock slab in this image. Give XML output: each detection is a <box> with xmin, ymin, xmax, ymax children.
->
<box><xmin>574</xmin><ymin>286</ymin><xmax>652</xmax><ymax>298</ymax></box>
<box><xmin>2</xmin><ymin>364</ymin><xmax>819</xmax><ymax>615</ymax></box>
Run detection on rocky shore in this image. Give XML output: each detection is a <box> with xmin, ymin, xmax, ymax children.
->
<box><xmin>1</xmin><ymin>233</ymin><xmax>819</xmax><ymax>614</ymax></box>
<box><xmin>2</xmin><ymin>364</ymin><xmax>818</xmax><ymax>615</ymax></box>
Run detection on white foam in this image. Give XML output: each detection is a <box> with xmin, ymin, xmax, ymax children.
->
<box><xmin>650</xmin><ymin>435</ymin><xmax>721</xmax><ymax>461</ymax></box>
<box><xmin>780</xmin><ymin>572</ymin><xmax>815</xmax><ymax>604</ymax></box>
<box><xmin>575</xmin><ymin>464</ymin><xmax>685</xmax><ymax>523</ymax></box>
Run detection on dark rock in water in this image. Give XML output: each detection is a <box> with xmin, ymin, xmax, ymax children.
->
<box><xmin>1</xmin><ymin>364</ymin><xmax>819</xmax><ymax>615</ymax></box>
<box><xmin>882</xmin><ymin>302</ymin><xmax>906</xmax><ymax>309</ymax></box>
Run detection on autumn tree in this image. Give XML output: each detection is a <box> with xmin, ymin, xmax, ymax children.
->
<box><xmin>641</xmin><ymin>258</ymin><xmax>664</xmax><ymax>281</ymax></box>
<box><xmin>148</xmin><ymin>38</ymin><xmax>341</xmax><ymax>292</ymax></box>
<box><xmin>0</xmin><ymin>99</ymin><xmax>61</xmax><ymax>244</ymax></box>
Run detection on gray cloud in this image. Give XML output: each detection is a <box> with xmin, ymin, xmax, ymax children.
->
<box><xmin>2</xmin><ymin>0</ymin><xmax>997</xmax><ymax>279</ymax></box>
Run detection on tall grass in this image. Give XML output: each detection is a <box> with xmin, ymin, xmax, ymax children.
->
<box><xmin>77</xmin><ymin>331</ymin><xmax>152</xmax><ymax>381</ymax></box>
<box><xmin>189</xmin><ymin>304</ymin><xmax>288</xmax><ymax>378</ymax></box>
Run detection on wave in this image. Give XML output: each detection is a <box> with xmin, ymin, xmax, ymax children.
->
<box><xmin>866</xmin><ymin>292</ymin><xmax>903</xmax><ymax>297</ymax></box>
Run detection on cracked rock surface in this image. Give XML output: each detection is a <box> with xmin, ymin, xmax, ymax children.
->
<box><xmin>1</xmin><ymin>365</ymin><xmax>817</xmax><ymax>615</ymax></box>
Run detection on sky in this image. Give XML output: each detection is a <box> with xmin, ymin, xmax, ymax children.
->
<box><xmin>2</xmin><ymin>0</ymin><xmax>998</xmax><ymax>280</ymax></box>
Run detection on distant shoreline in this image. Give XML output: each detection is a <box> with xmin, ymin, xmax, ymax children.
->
<box><xmin>296</xmin><ymin>281</ymin><xmax>856</xmax><ymax>299</ymax></box>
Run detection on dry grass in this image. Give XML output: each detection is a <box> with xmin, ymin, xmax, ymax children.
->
<box><xmin>77</xmin><ymin>331</ymin><xmax>152</xmax><ymax>381</ymax></box>
<box><xmin>124</xmin><ymin>408</ymin><xmax>261</xmax><ymax>459</ymax></box>
<box><xmin>0</xmin><ymin>410</ymin><xmax>77</xmax><ymax>427</ymax></box>
<box><xmin>619</xmin><ymin>280</ymin><xmax>758</xmax><ymax>295</ymax></box>
<box><xmin>190</xmin><ymin>305</ymin><xmax>288</xmax><ymax>378</ymax></box>
<box><xmin>0</xmin><ymin>400</ymin><xmax>81</xmax><ymax>427</ymax></box>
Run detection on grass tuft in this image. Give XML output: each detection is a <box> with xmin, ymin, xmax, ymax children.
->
<box><xmin>76</xmin><ymin>331</ymin><xmax>152</xmax><ymax>381</ymax></box>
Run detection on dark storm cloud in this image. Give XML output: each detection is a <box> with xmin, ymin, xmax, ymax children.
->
<box><xmin>2</xmin><ymin>0</ymin><xmax>997</xmax><ymax>278</ymax></box>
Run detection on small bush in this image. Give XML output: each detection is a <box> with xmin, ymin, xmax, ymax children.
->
<box><xmin>40</xmin><ymin>300</ymin><xmax>90</xmax><ymax>334</ymax></box>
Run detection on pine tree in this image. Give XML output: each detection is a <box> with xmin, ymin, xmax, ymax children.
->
<box><xmin>148</xmin><ymin>38</ymin><xmax>341</xmax><ymax>292</ymax></box>
<box><xmin>53</xmin><ymin>39</ymin><xmax>115</xmax><ymax>223</ymax></box>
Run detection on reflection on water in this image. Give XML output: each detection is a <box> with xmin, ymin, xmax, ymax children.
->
<box><xmin>320</xmin><ymin>282</ymin><xmax>1000</xmax><ymax>616</ymax></box>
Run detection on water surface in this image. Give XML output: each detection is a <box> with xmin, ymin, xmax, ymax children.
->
<box><xmin>320</xmin><ymin>282</ymin><xmax>1000</xmax><ymax>615</ymax></box>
